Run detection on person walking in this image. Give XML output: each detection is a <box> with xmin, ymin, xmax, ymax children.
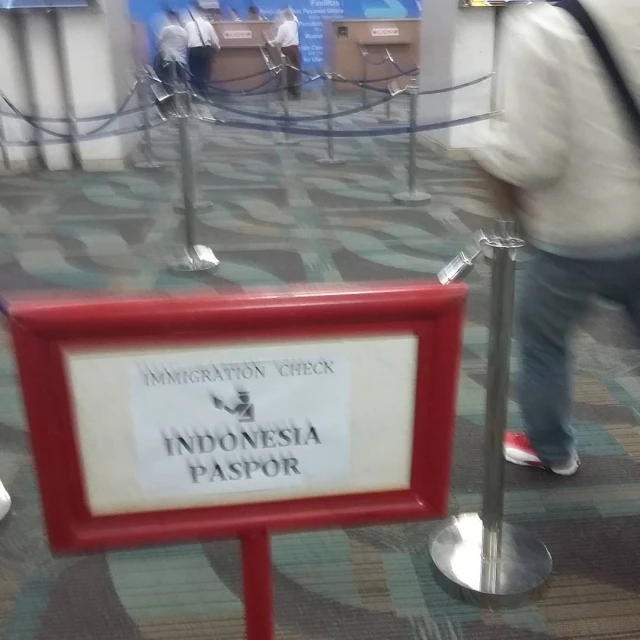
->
<box><xmin>268</xmin><ymin>8</ymin><xmax>301</xmax><ymax>99</ymax></box>
<box><xmin>473</xmin><ymin>0</ymin><xmax>640</xmax><ymax>476</ymax></box>
<box><xmin>186</xmin><ymin>4</ymin><xmax>219</xmax><ymax>96</ymax></box>
<box><xmin>0</xmin><ymin>480</ymin><xmax>10</xmax><ymax>522</ymax></box>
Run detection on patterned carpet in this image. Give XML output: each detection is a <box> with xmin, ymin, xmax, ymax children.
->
<box><xmin>1</xmin><ymin>92</ymin><xmax>640</xmax><ymax>639</ymax></box>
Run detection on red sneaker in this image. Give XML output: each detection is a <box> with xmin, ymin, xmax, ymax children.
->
<box><xmin>504</xmin><ymin>432</ymin><xmax>579</xmax><ymax>476</ymax></box>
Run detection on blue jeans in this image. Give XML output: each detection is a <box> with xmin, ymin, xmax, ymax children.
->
<box><xmin>516</xmin><ymin>249</ymin><xmax>640</xmax><ymax>466</ymax></box>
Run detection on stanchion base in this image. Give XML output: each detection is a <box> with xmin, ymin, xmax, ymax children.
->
<box><xmin>134</xmin><ymin>160</ymin><xmax>163</xmax><ymax>170</ymax></box>
<box><xmin>392</xmin><ymin>190</ymin><xmax>432</xmax><ymax>205</ymax></box>
<box><xmin>174</xmin><ymin>201</ymin><xmax>214</xmax><ymax>215</ymax></box>
<box><xmin>316</xmin><ymin>157</ymin><xmax>346</xmax><ymax>165</ymax></box>
<box><xmin>377</xmin><ymin>117</ymin><xmax>398</xmax><ymax>124</ymax></box>
<box><xmin>430</xmin><ymin>513</ymin><xmax>552</xmax><ymax>609</ymax></box>
<box><xmin>169</xmin><ymin>245</ymin><xmax>220</xmax><ymax>272</ymax></box>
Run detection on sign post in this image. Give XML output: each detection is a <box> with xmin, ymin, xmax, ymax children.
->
<box><xmin>242</xmin><ymin>530</ymin><xmax>273</xmax><ymax>640</ymax></box>
<box><xmin>3</xmin><ymin>282</ymin><xmax>465</xmax><ymax>638</ymax></box>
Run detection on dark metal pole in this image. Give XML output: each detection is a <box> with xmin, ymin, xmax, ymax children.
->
<box><xmin>392</xmin><ymin>79</ymin><xmax>431</xmax><ymax>205</ymax></box>
<box><xmin>431</xmin><ymin>221</ymin><xmax>553</xmax><ymax>608</ymax></box>
<box><xmin>51</xmin><ymin>9</ymin><xmax>80</xmax><ymax>168</ymax></box>
<box><xmin>408</xmin><ymin>83</ymin><xmax>418</xmax><ymax>194</ymax></box>
<box><xmin>169</xmin><ymin>69</ymin><xmax>218</xmax><ymax>272</ymax></box>
<box><xmin>316</xmin><ymin>71</ymin><xmax>345</xmax><ymax>165</ymax></box>
<box><xmin>277</xmin><ymin>50</ymin><xmax>298</xmax><ymax>146</ymax></box>
<box><xmin>179</xmin><ymin>115</ymin><xmax>197</xmax><ymax>254</ymax></box>
<box><xmin>361</xmin><ymin>47</ymin><xmax>368</xmax><ymax>108</ymax></box>
<box><xmin>480</xmin><ymin>220</ymin><xmax>517</xmax><ymax>568</ymax></box>
<box><xmin>134</xmin><ymin>71</ymin><xmax>162</xmax><ymax>169</ymax></box>
<box><xmin>0</xmin><ymin>111</ymin><xmax>9</xmax><ymax>171</ymax></box>
<box><xmin>14</xmin><ymin>11</ymin><xmax>43</xmax><ymax>167</ymax></box>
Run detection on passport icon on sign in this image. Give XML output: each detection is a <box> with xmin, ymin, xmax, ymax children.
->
<box><xmin>210</xmin><ymin>390</ymin><xmax>255</xmax><ymax>423</ymax></box>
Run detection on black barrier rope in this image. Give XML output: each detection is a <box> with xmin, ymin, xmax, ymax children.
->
<box><xmin>0</xmin><ymin>69</ymin><xmax>496</xmax><ymax>147</ymax></box>
<box><xmin>182</xmin><ymin>63</ymin><xmax>283</xmax><ymax>96</ymax></box>
<box><xmin>334</xmin><ymin>72</ymin><xmax>493</xmax><ymax>95</ymax></box>
<box><xmin>1</xmin><ymin>86</ymin><xmax>149</xmax><ymax>139</ymax></box>
<box><xmin>201</xmin><ymin>110</ymin><xmax>499</xmax><ymax>137</ymax></box>
<box><xmin>418</xmin><ymin>72</ymin><xmax>494</xmax><ymax>95</ymax></box>
<box><xmin>360</xmin><ymin>47</ymin><xmax>391</xmax><ymax>67</ymax></box>
<box><xmin>208</xmin><ymin>71</ymin><xmax>322</xmax><ymax>98</ymax></box>
<box><xmin>152</xmin><ymin>62</ymin><xmax>283</xmax><ymax>98</ymax></box>
<box><xmin>198</xmin><ymin>91</ymin><xmax>395</xmax><ymax>122</ymax></box>
<box><xmin>207</xmin><ymin>66</ymin><xmax>277</xmax><ymax>85</ymax></box>
<box><xmin>325</xmin><ymin>68</ymin><xmax>419</xmax><ymax>85</ymax></box>
<box><xmin>0</xmin><ymin>84</ymin><xmax>143</xmax><ymax>124</ymax></box>
<box><xmin>4</xmin><ymin>118</ymin><xmax>167</xmax><ymax>147</ymax></box>
<box><xmin>388</xmin><ymin>58</ymin><xmax>417</xmax><ymax>77</ymax></box>
<box><xmin>0</xmin><ymin>108</ymin><xmax>498</xmax><ymax>147</ymax></box>
<box><xmin>204</xmin><ymin>69</ymin><xmax>283</xmax><ymax>96</ymax></box>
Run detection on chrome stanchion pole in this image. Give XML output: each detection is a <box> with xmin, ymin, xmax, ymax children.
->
<box><xmin>277</xmin><ymin>51</ymin><xmax>299</xmax><ymax>146</ymax></box>
<box><xmin>379</xmin><ymin>51</ymin><xmax>398</xmax><ymax>124</ymax></box>
<box><xmin>431</xmin><ymin>221</ymin><xmax>552</xmax><ymax>608</ymax></box>
<box><xmin>0</xmin><ymin>111</ymin><xmax>10</xmax><ymax>172</ymax></box>
<box><xmin>169</xmin><ymin>79</ymin><xmax>218</xmax><ymax>272</ymax></box>
<box><xmin>173</xmin><ymin>66</ymin><xmax>213</xmax><ymax>215</ymax></box>
<box><xmin>261</xmin><ymin>48</ymin><xmax>277</xmax><ymax>111</ymax></box>
<box><xmin>392</xmin><ymin>78</ymin><xmax>431</xmax><ymax>205</ymax></box>
<box><xmin>316</xmin><ymin>71</ymin><xmax>345</xmax><ymax>166</ymax></box>
<box><xmin>134</xmin><ymin>71</ymin><xmax>162</xmax><ymax>170</ymax></box>
<box><xmin>378</xmin><ymin>80</ymin><xmax>400</xmax><ymax>124</ymax></box>
<box><xmin>378</xmin><ymin>93</ymin><xmax>396</xmax><ymax>124</ymax></box>
<box><xmin>360</xmin><ymin>46</ymin><xmax>368</xmax><ymax>108</ymax></box>
<box><xmin>69</xmin><ymin>114</ymin><xmax>80</xmax><ymax>167</ymax></box>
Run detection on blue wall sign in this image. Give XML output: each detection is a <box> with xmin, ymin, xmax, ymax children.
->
<box><xmin>129</xmin><ymin>0</ymin><xmax>419</xmax><ymax>70</ymax></box>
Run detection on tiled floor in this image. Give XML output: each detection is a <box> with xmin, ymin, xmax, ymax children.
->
<box><xmin>1</xmin><ymin>92</ymin><xmax>639</xmax><ymax>639</ymax></box>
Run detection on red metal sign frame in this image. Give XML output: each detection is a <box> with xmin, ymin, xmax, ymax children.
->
<box><xmin>3</xmin><ymin>282</ymin><xmax>466</xmax><ymax>640</ymax></box>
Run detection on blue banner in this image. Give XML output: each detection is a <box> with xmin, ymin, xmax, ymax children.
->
<box><xmin>129</xmin><ymin>0</ymin><xmax>419</xmax><ymax>70</ymax></box>
<box><xmin>0</xmin><ymin>0</ymin><xmax>89</xmax><ymax>6</ymax></box>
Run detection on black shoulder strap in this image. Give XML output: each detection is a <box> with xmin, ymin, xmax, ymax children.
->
<box><xmin>189</xmin><ymin>9</ymin><xmax>207</xmax><ymax>46</ymax></box>
<box><xmin>557</xmin><ymin>0</ymin><xmax>640</xmax><ymax>144</ymax></box>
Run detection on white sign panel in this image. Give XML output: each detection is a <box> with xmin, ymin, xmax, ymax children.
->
<box><xmin>65</xmin><ymin>335</ymin><xmax>416</xmax><ymax>515</ymax></box>
<box><xmin>371</xmin><ymin>27</ymin><xmax>399</xmax><ymax>37</ymax></box>
<box><xmin>129</xmin><ymin>352</ymin><xmax>350</xmax><ymax>497</ymax></box>
<box><xmin>223</xmin><ymin>30</ymin><xmax>253</xmax><ymax>39</ymax></box>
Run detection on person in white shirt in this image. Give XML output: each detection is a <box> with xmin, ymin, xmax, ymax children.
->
<box><xmin>0</xmin><ymin>480</ymin><xmax>10</xmax><ymax>522</ymax></box>
<box><xmin>157</xmin><ymin>9</ymin><xmax>188</xmax><ymax>111</ymax></box>
<box><xmin>158</xmin><ymin>9</ymin><xmax>188</xmax><ymax>67</ymax></box>
<box><xmin>275</xmin><ymin>5</ymin><xmax>299</xmax><ymax>27</ymax></box>
<box><xmin>473</xmin><ymin>0</ymin><xmax>640</xmax><ymax>476</ymax></box>
<box><xmin>268</xmin><ymin>8</ymin><xmax>301</xmax><ymax>98</ymax></box>
<box><xmin>186</xmin><ymin>4</ymin><xmax>220</xmax><ymax>95</ymax></box>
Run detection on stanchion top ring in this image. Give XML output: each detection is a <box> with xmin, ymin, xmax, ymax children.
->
<box><xmin>483</xmin><ymin>235</ymin><xmax>525</xmax><ymax>250</ymax></box>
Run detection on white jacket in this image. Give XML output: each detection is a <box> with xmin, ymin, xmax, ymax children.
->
<box><xmin>473</xmin><ymin>0</ymin><xmax>640</xmax><ymax>258</ymax></box>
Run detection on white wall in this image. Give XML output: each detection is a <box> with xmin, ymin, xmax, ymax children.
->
<box><xmin>0</xmin><ymin>15</ymin><xmax>37</xmax><ymax>172</ymax></box>
<box><xmin>0</xmin><ymin>4</ymin><xmax>137</xmax><ymax>172</ymax></box>
<box><xmin>24</xmin><ymin>13</ymin><xmax>74</xmax><ymax>171</ymax></box>
<box><xmin>419</xmin><ymin>5</ymin><xmax>496</xmax><ymax>151</ymax></box>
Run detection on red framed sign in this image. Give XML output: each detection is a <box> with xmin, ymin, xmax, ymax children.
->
<box><xmin>3</xmin><ymin>282</ymin><xmax>465</xmax><ymax>639</ymax></box>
